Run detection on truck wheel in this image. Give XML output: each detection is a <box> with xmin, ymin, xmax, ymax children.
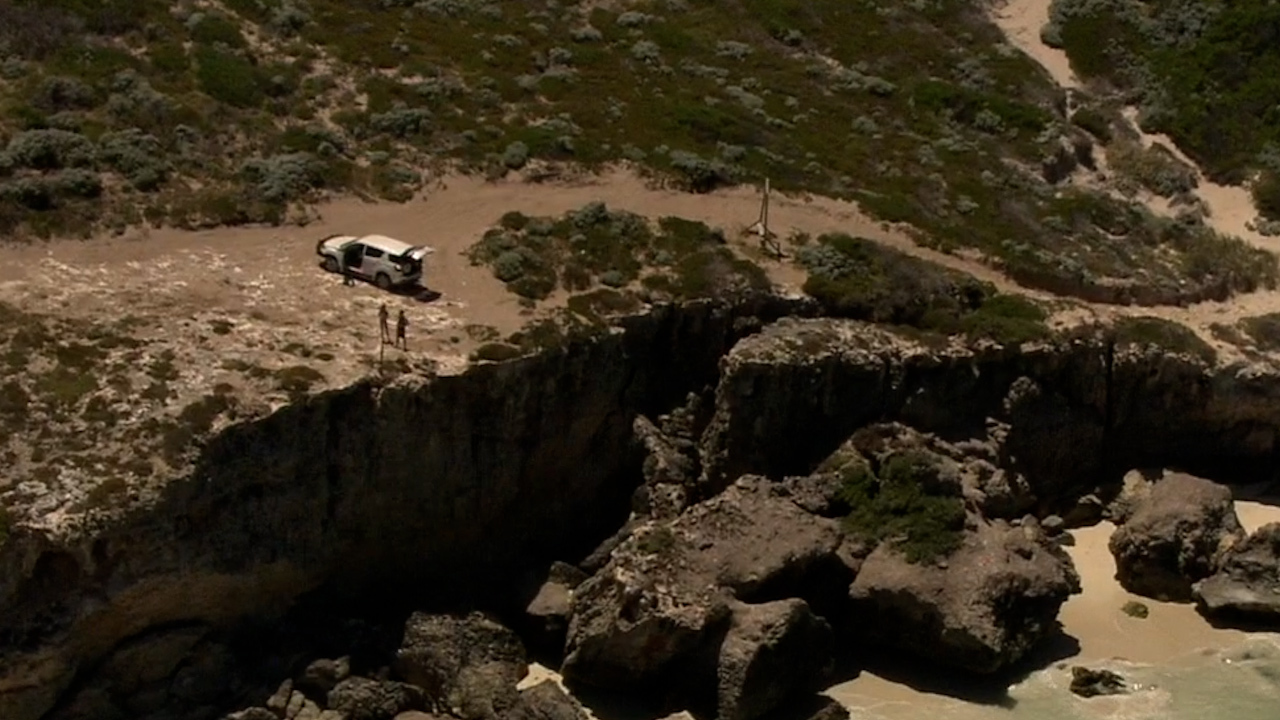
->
<box><xmin>322</xmin><ymin>256</ymin><xmax>339</xmax><ymax>273</ymax></box>
<box><xmin>375</xmin><ymin>272</ymin><xmax>392</xmax><ymax>290</ymax></box>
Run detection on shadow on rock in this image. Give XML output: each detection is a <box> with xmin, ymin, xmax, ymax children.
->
<box><xmin>843</xmin><ymin>627</ymin><xmax>1080</xmax><ymax>708</ymax></box>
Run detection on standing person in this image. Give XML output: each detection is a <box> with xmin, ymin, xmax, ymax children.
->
<box><xmin>395</xmin><ymin>310</ymin><xmax>409</xmax><ymax>350</ymax></box>
<box><xmin>378</xmin><ymin>303</ymin><xmax>391</xmax><ymax>345</ymax></box>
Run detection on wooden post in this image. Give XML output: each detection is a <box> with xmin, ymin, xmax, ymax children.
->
<box><xmin>761</xmin><ymin>177</ymin><xmax>770</xmax><ymax>231</ymax></box>
<box><xmin>752</xmin><ymin>177</ymin><xmax>783</xmax><ymax>259</ymax></box>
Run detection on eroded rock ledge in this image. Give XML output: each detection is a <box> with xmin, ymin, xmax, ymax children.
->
<box><xmin>5</xmin><ymin>306</ymin><xmax>1280</xmax><ymax>720</ymax></box>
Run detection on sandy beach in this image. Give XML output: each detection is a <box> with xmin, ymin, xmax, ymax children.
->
<box><xmin>523</xmin><ymin>496</ymin><xmax>1280</xmax><ymax>720</ymax></box>
<box><xmin>827</xmin><ymin>497</ymin><xmax>1280</xmax><ymax>719</ymax></box>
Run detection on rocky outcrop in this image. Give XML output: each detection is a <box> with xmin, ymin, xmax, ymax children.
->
<box><xmin>523</xmin><ymin>562</ymin><xmax>588</xmax><ymax>656</ymax></box>
<box><xmin>1193</xmin><ymin>523</ymin><xmax>1280</xmax><ymax>621</ymax></box>
<box><xmin>0</xmin><ymin>297</ymin><xmax>803</xmax><ymax>720</ymax></box>
<box><xmin>562</xmin><ymin>476</ymin><xmax>847</xmax><ymax>719</ymax></box>
<box><xmin>698</xmin><ymin>319</ymin><xmax>1280</xmax><ymax>507</ymax></box>
<box><xmin>848</xmin><ymin>520</ymin><xmax>1080</xmax><ymax>673</ymax></box>
<box><xmin>326</xmin><ymin>677</ymin><xmax>427</xmax><ymax>720</ymax></box>
<box><xmin>716</xmin><ymin>599</ymin><xmax>833</xmax><ymax>720</ymax></box>
<box><xmin>1068</xmin><ymin>666</ymin><xmax>1128</xmax><ymax>698</ymax></box>
<box><xmin>10</xmin><ymin>307</ymin><xmax>1280</xmax><ymax>719</ymax></box>
<box><xmin>1108</xmin><ymin>473</ymin><xmax>1244</xmax><ymax>601</ymax></box>
<box><xmin>504</xmin><ymin>681</ymin><xmax>589</xmax><ymax>720</ymax></box>
<box><xmin>394</xmin><ymin>612</ymin><xmax>528</xmax><ymax>720</ymax></box>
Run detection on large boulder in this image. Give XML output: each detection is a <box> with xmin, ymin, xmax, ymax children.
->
<box><xmin>326</xmin><ymin>677</ymin><xmax>427</xmax><ymax>720</ymax></box>
<box><xmin>716</xmin><ymin>599</ymin><xmax>833</xmax><ymax>720</ymax></box>
<box><xmin>393</xmin><ymin>612</ymin><xmax>528</xmax><ymax>720</ymax></box>
<box><xmin>1193</xmin><ymin>522</ymin><xmax>1280</xmax><ymax>622</ymax></box>
<box><xmin>1108</xmin><ymin>473</ymin><xmax>1244</xmax><ymax>601</ymax></box>
<box><xmin>502</xmin><ymin>680</ymin><xmax>589</xmax><ymax>720</ymax></box>
<box><xmin>524</xmin><ymin>563</ymin><xmax>589</xmax><ymax>656</ymax></box>
<box><xmin>848</xmin><ymin>520</ymin><xmax>1080</xmax><ymax>674</ymax></box>
<box><xmin>563</xmin><ymin>476</ymin><xmax>848</xmax><ymax>718</ymax></box>
<box><xmin>1068</xmin><ymin>666</ymin><xmax>1128</xmax><ymax>698</ymax></box>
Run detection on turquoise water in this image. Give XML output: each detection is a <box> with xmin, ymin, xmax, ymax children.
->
<box><xmin>840</xmin><ymin>636</ymin><xmax>1280</xmax><ymax>720</ymax></box>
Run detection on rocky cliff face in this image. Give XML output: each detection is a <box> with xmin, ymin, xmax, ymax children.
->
<box><xmin>5</xmin><ymin>305</ymin><xmax>1280</xmax><ymax>720</ymax></box>
<box><xmin>0</xmin><ymin>297</ymin><xmax>806</xmax><ymax>720</ymax></box>
<box><xmin>700</xmin><ymin>318</ymin><xmax>1280</xmax><ymax>510</ymax></box>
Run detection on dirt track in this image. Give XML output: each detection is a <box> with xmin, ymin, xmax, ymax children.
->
<box><xmin>3</xmin><ymin>3</ymin><xmax>1280</xmax><ymax>371</ymax></box>
<box><xmin>0</xmin><ymin>167</ymin><xmax>1051</xmax><ymax>383</ymax></box>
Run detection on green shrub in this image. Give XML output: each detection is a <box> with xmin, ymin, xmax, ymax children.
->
<box><xmin>1070</xmin><ymin>107</ymin><xmax>1112</xmax><ymax>143</ymax></box>
<box><xmin>195</xmin><ymin>46</ymin><xmax>263</xmax><ymax>108</ymax></box>
<box><xmin>0</xmin><ymin>502</ymin><xmax>11</xmax><ymax>549</ymax></box>
<box><xmin>499</xmin><ymin>211</ymin><xmax>529</xmax><ymax>230</ymax></box>
<box><xmin>3</xmin><ymin>128</ymin><xmax>96</xmax><ymax>169</ymax></box>
<box><xmin>1111</xmin><ymin>316</ymin><xmax>1216</xmax><ymax>363</ymax></box>
<box><xmin>189</xmin><ymin>12</ymin><xmax>247</xmax><ymax>48</ymax></box>
<box><xmin>566</xmin><ymin>288</ymin><xmax>643</xmax><ymax>321</ymax></box>
<box><xmin>1254</xmin><ymin>170</ymin><xmax>1280</xmax><ymax>221</ymax></box>
<box><xmin>0</xmin><ymin>381</ymin><xmax>30</xmax><ymax>416</ymax></box>
<box><xmin>957</xmin><ymin>294</ymin><xmax>1050</xmax><ymax>345</ymax></box>
<box><xmin>98</xmin><ymin>129</ymin><xmax>168</xmax><ymax>190</ymax></box>
<box><xmin>471</xmin><ymin>342</ymin><xmax>525</xmax><ymax>362</ymax></box>
<box><xmin>1122</xmin><ymin>600</ymin><xmax>1149</xmax><ymax>619</ymax></box>
<box><xmin>670</xmin><ymin>247</ymin><xmax>770</xmax><ymax>299</ymax></box>
<box><xmin>274</xmin><ymin>365</ymin><xmax>325</xmax><ymax>395</ymax></box>
<box><xmin>240</xmin><ymin>152</ymin><xmax>325</xmax><ymax>202</ymax></box>
<box><xmin>838</xmin><ymin>449</ymin><xmax>966</xmax><ymax>564</ymax></box>
<box><xmin>800</xmin><ymin>233</ymin><xmax>1025</xmax><ymax>337</ymax></box>
<box><xmin>1239</xmin><ymin>313</ymin><xmax>1280</xmax><ymax>351</ymax></box>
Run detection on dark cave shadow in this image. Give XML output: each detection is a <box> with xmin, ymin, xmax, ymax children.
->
<box><xmin>844</xmin><ymin>627</ymin><xmax>1082</xmax><ymax>709</ymax></box>
<box><xmin>1200</xmin><ymin>609</ymin><xmax>1280</xmax><ymax>633</ymax></box>
<box><xmin>566</xmin><ymin>683</ymin><xmax>680</xmax><ymax>720</ymax></box>
<box><xmin>1230</xmin><ymin>478</ymin><xmax>1280</xmax><ymax>509</ymax></box>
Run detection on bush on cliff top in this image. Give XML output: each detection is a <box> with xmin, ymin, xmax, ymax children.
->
<box><xmin>1109</xmin><ymin>316</ymin><xmax>1216</xmax><ymax>363</ymax></box>
<box><xmin>469</xmin><ymin>203</ymin><xmax>768</xmax><ymax>305</ymax></box>
<box><xmin>799</xmin><ymin>233</ymin><xmax>1050</xmax><ymax>345</ymax></box>
<box><xmin>1239</xmin><ymin>313</ymin><xmax>1280</xmax><ymax>352</ymax></box>
<box><xmin>835</xmin><ymin>449</ymin><xmax>966</xmax><ymax>564</ymax></box>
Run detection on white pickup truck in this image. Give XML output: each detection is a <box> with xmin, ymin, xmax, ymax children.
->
<box><xmin>315</xmin><ymin>233</ymin><xmax>435</xmax><ymax>290</ymax></box>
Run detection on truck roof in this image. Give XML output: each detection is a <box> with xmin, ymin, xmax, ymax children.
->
<box><xmin>360</xmin><ymin>234</ymin><xmax>417</xmax><ymax>256</ymax></box>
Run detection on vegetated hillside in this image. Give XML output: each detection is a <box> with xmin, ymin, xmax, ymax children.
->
<box><xmin>1044</xmin><ymin>0</ymin><xmax>1280</xmax><ymax>222</ymax></box>
<box><xmin>0</xmin><ymin>0</ymin><xmax>1271</xmax><ymax>302</ymax></box>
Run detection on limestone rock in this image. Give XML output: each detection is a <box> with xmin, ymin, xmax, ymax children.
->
<box><xmin>1068</xmin><ymin>666</ymin><xmax>1128</xmax><ymax>698</ymax></box>
<box><xmin>524</xmin><ymin>562</ymin><xmax>588</xmax><ymax>654</ymax></box>
<box><xmin>1193</xmin><ymin>523</ymin><xmax>1280</xmax><ymax>622</ymax></box>
<box><xmin>267</xmin><ymin>680</ymin><xmax>294</xmax><ymax>715</ymax></box>
<box><xmin>1109</xmin><ymin>473</ymin><xmax>1244</xmax><ymax>601</ymax></box>
<box><xmin>848</xmin><ymin>520</ymin><xmax>1080</xmax><ymax>674</ymax></box>
<box><xmin>563</xmin><ymin>477</ymin><xmax>848</xmax><ymax>692</ymax></box>
<box><xmin>716</xmin><ymin>599</ymin><xmax>833</xmax><ymax>720</ymax></box>
<box><xmin>298</xmin><ymin>657</ymin><xmax>352</xmax><ymax>699</ymax></box>
<box><xmin>393</xmin><ymin>612</ymin><xmax>527</xmax><ymax>720</ymax></box>
<box><xmin>502</xmin><ymin>680</ymin><xmax>588</xmax><ymax>720</ymax></box>
<box><xmin>226</xmin><ymin>709</ymin><xmax>280</xmax><ymax>720</ymax></box>
<box><xmin>326</xmin><ymin>677</ymin><xmax>426</xmax><ymax>720</ymax></box>
<box><xmin>634</xmin><ymin>415</ymin><xmax>697</xmax><ymax>517</ymax></box>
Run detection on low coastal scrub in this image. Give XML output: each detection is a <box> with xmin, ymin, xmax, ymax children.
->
<box><xmin>799</xmin><ymin>233</ymin><xmax>1050</xmax><ymax>345</ymax></box>
<box><xmin>467</xmin><ymin>203</ymin><xmax>768</xmax><ymax>305</ymax></box>
<box><xmin>1046</xmin><ymin>0</ymin><xmax>1280</xmax><ymax>192</ymax></box>
<box><xmin>1239</xmin><ymin>313</ymin><xmax>1280</xmax><ymax>352</ymax></box>
<box><xmin>0</xmin><ymin>0</ymin><xmax>1260</xmax><ymax>304</ymax></box>
<box><xmin>1109</xmin><ymin>316</ymin><xmax>1217</xmax><ymax>364</ymax></box>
